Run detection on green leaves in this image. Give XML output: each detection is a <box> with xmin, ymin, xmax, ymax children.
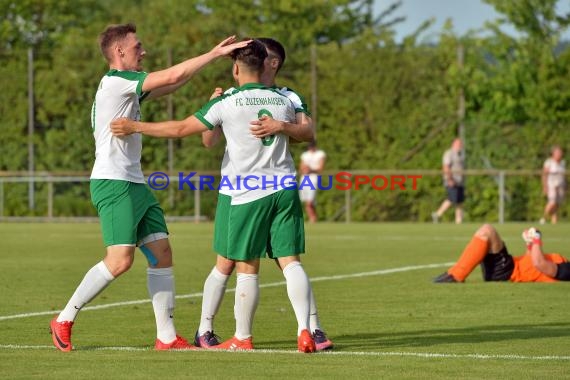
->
<box><xmin>2</xmin><ymin>0</ymin><xmax>570</xmax><ymax>221</ymax></box>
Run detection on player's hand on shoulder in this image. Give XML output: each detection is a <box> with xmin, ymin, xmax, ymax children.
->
<box><xmin>110</xmin><ymin>117</ymin><xmax>136</xmax><ymax>136</ymax></box>
<box><xmin>210</xmin><ymin>87</ymin><xmax>223</xmax><ymax>100</ymax></box>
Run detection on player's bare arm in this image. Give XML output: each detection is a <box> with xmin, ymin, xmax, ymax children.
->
<box><xmin>202</xmin><ymin>87</ymin><xmax>225</xmax><ymax>147</ymax></box>
<box><xmin>289</xmin><ymin>112</ymin><xmax>314</xmax><ymax>144</ymax></box>
<box><xmin>111</xmin><ymin>116</ymin><xmax>208</xmax><ymax>138</ymax></box>
<box><xmin>144</xmin><ymin>37</ymin><xmax>251</xmax><ymax>99</ymax></box>
<box><xmin>530</xmin><ymin>244</ymin><xmax>558</xmax><ymax>277</ymax></box>
<box><xmin>250</xmin><ymin>114</ymin><xmax>314</xmax><ymax>142</ymax></box>
<box><xmin>202</xmin><ymin>127</ymin><xmax>223</xmax><ymax>148</ymax></box>
<box><xmin>524</xmin><ymin>228</ymin><xmax>558</xmax><ymax>277</ymax></box>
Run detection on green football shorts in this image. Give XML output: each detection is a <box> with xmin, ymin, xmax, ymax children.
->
<box><xmin>90</xmin><ymin>179</ymin><xmax>168</xmax><ymax>246</ymax></box>
<box><xmin>213</xmin><ymin>189</ymin><xmax>305</xmax><ymax>261</ymax></box>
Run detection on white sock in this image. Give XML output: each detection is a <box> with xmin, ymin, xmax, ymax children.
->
<box><xmin>282</xmin><ymin>262</ymin><xmax>310</xmax><ymax>335</ymax></box>
<box><xmin>57</xmin><ymin>261</ymin><xmax>114</xmax><ymax>322</ymax></box>
<box><xmin>198</xmin><ymin>267</ymin><xmax>229</xmax><ymax>335</ymax></box>
<box><xmin>147</xmin><ymin>267</ymin><xmax>176</xmax><ymax>343</ymax></box>
<box><xmin>234</xmin><ymin>273</ymin><xmax>259</xmax><ymax>340</ymax></box>
<box><xmin>309</xmin><ymin>286</ymin><xmax>322</xmax><ymax>333</ymax></box>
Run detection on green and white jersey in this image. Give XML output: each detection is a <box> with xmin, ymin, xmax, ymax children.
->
<box><xmin>276</xmin><ymin>86</ymin><xmax>311</xmax><ymax>116</ymax></box>
<box><xmin>90</xmin><ymin>69</ymin><xmax>149</xmax><ymax>183</ymax></box>
<box><xmin>223</xmin><ymin>85</ymin><xmax>310</xmax><ymax>114</ymax></box>
<box><xmin>196</xmin><ymin>83</ymin><xmax>297</xmax><ymax>205</ymax></box>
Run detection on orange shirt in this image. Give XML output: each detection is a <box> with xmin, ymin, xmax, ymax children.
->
<box><xmin>510</xmin><ymin>253</ymin><xmax>567</xmax><ymax>283</ymax></box>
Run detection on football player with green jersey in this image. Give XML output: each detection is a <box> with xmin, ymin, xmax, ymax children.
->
<box><xmin>196</xmin><ymin>38</ymin><xmax>333</xmax><ymax>351</ymax></box>
<box><xmin>50</xmin><ymin>23</ymin><xmax>249</xmax><ymax>352</ymax></box>
<box><xmin>110</xmin><ymin>39</ymin><xmax>319</xmax><ymax>352</ymax></box>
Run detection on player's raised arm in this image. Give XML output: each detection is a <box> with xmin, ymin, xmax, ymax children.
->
<box><xmin>144</xmin><ymin>36</ymin><xmax>251</xmax><ymax>98</ymax></box>
<box><xmin>202</xmin><ymin>87</ymin><xmax>225</xmax><ymax>147</ymax></box>
<box><xmin>111</xmin><ymin>116</ymin><xmax>208</xmax><ymax>138</ymax></box>
<box><xmin>524</xmin><ymin>228</ymin><xmax>558</xmax><ymax>277</ymax></box>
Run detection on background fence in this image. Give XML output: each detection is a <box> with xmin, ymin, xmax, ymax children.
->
<box><xmin>1</xmin><ymin>169</ymin><xmax>565</xmax><ymax>223</ymax></box>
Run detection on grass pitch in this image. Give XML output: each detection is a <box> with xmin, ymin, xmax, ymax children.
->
<box><xmin>1</xmin><ymin>222</ymin><xmax>569</xmax><ymax>379</ymax></box>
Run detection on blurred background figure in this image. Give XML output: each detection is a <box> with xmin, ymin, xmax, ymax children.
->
<box><xmin>541</xmin><ymin>145</ymin><xmax>566</xmax><ymax>224</ymax></box>
<box><xmin>432</xmin><ymin>138</ymin><xmax>465</xmax><ymax>224</ymax></box>
<box><xmin>299</xmin><ymin>141</ymin><xmax>326</xmax><ymax>223</ymax></box>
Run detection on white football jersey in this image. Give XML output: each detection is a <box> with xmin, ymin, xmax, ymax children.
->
<box><xmin>90</xmin><ymin>70</ymin><xmax>149</xmax><ymax>183</ymax></box>
<box><xmin>275</xmin><ymin>86</ymin><xmax>310</xmax><ymax>116</ymax></box>
<box><xmin>195</xmin><ymin>83</ymin><xmax>297</xmax><ymax>204</ymax></box>
<box><xmin>223</xmin><ymin>85</ymin><xmax>310</xmax><ymax>114</ymax></box>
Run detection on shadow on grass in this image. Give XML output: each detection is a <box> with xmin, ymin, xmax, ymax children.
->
<box><xmin>265</xmin><ymin>322</ymin><xmax>570</xmax><ymax>351</ymax></box>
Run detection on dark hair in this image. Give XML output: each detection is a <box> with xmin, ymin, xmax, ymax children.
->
<box><xmin>257</xmin><ymin>37</ymin><xmax>286</xmax><ymax>72</ymax></box>
<box><xmin>99</xmin><ymin>23</ymin><xmax>136</xmax><ymax>62</ymax></box>
<box><xmin>230</xmin><ymin>39</ymin><xmax>268</xmax><ymax>73</ymax></box>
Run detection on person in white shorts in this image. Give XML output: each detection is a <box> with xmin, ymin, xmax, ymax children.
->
<box><xmin>299</xmin><ymin>141</ymin><xmax>327</xmax><ymax>223</ymax></box>
<box><xmin>541</xmin><ymin>145</ymin><xmax>566</xmax><ymax>224</ymax></box>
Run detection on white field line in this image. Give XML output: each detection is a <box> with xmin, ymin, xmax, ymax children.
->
<box><xmin>0</xmin><ymin>262</ymin><xmax>453</xmax><ymax>322</ymax></box>
<box><xmin>325</xmin><ymin>235</ymin><xmax>570</xmax><ymax>242</ymax></box>
<box><xmin>0</xmin><ymin>344</ymin><xmax>569</xmax><ymax>361</ymax></box>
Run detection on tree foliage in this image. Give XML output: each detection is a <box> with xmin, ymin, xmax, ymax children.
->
<box><xmin>1</xmin><ymin>0</ymin><xmax>569</xmax><ymax>221</ymax></box>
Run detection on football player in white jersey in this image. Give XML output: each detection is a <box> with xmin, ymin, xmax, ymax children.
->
<box><xmin>111</xmin><ymin>40</ymin><xmax>320</xmax><ymax>352</ymax></box>
<box><xmin>299</xmin><ymin>141</ymin><xmax>327</xmax><ymax>223</ymax></box>
<box><xmin>50</xmin><ymin>23</ymin><xmax>249</xmax><ymax>352</ymax></box>
<box><xmin>196</xmin><ymin>38</ymin><xmax>333</xmax><ymax>351</ymax></box>
<box><xmin>541</xmin><ymin>145</ymin><xmax>566</xmax><ymax>224</ymax></box>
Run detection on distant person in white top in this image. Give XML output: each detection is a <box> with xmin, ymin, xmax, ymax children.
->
<box><xmin>49</xmin><ymin>23</ymin><xmax>249</xmax><ymax>352</ymax></box>
<box><xmin>432</xmin><ymin>138</ymin><xmax>465</xmax><ymax>224</ymax></box>
<box><xmin>299</xmin><ymin>141</ymin><xmax>326</xmax><ymax>223</ymax></box>
<box><xmin>111</xmin><ymin>40</ymin><xmax>319</xmax><ymax>352</ymax></box>
<box><xmin>541</xmin><ymin>145</ymin><xmax>566</xmax><ymax>224</ymax></box>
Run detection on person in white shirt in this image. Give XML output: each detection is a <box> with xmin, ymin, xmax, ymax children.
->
<box><xmin>49</xmin><ymin>23</ymin><xmax>249</xmax><ymax>352</ymax></box>
<box><xmin>541</xmin><ymin>145</ymin><xmax>566</xmax><ymax>224</ymax></box>
<box><xmin>195</xmin><ymin>38</ymin><xmax>333</xmax><ymax>351</ymax></box>
<box><xmin>432</xmin><ymin>138</ymin><xmax>465</xmax><ymax>224</ymax></box>
<box><xmin>299</xmin><ymin>142</ymin><xmax>327</xmax><ymax>223</ymax></box>
<box><xmin>110</xmin><ymin>40</ymin><xmax>320</xmax><ymax>352</ymax></box>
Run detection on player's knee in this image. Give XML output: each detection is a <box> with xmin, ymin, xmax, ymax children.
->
<box><xmin>108</xmin><ymin>256</ymin><xmax>134</xmax><ymax>276</ymax></box>
<box><xmin>216</xmin><ymin>257</ymin><xmax>236</xmax><ymax>275</ymax></box>
<box><xmin>147</xmin><ymin>243</ymin><xmax>173</xmax><ymax>268</ymax></box>
<box><xmin>477</xmin><ymin>224</ymin><xmax>495</xmax><ymax>238</ymax></box>
<box><xmin>157</xmin><ymin>245</ymin><xmax>173</xmax><ymax>260</ymax></box>
<box><xmin>278</xmin><ymin>255</ymin><xmax>301</xmax><ymax>270</ymax></box>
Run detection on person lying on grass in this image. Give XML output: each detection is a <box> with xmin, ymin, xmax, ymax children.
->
<box><xmin>434</xmin><ymin>224</ymin><xmax>570</xmax><ymax>283</ymax></box>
